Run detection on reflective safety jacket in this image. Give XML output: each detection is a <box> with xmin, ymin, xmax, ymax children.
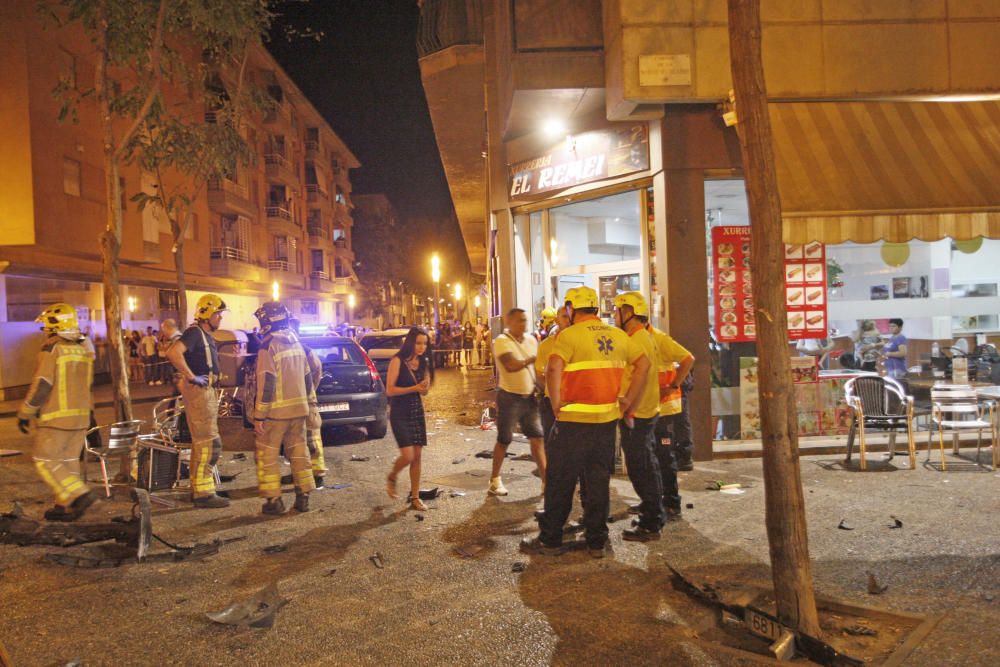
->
<box><xmin>254</xmin><ymin>330</ymin><xmax>311</xmax><ymax>420</ymax></box>
<box><xmin>18</xmin><ymin>335</ymin><xmax>94</xmax><ymax>430</ymax></box>
<box><xmin>549</xmin><ymin>315</ymin><xmax>642</xmax><ymax>424</ymax></box>
<box><xmin>648</xmin><ymin>326</ymin><xmax>693</xmax><ymax>416</ymax></box>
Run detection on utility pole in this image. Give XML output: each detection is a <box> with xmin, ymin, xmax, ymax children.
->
<box><xmin>726</xmin><ymin>0</ymin><xmax>821</xmax><ymax>636</ymax></box>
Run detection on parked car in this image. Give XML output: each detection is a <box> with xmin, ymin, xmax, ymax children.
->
<box><xmin>358</xmin><ymin>328</ymin><xmax>411</xmax><ymax>378</ymax></box>
<box><xmin>242</xmin><ymin>333</ymin><xmax>389</xmax><ymax>441</ymax></box>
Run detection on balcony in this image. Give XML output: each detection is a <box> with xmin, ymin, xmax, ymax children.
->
<box><xmin>304</xmin><ymin>139</ymin><xmax>321</xmax><ymax>158</ymax></box>
<box><xmin>207</xmin><ymin>178</ymin><xmax>255</xmax><ymax>217</ymax></box>
<box><xmin>307</xmin><ymin>225</ymin><xmax>331</xmax><ymax>247</ymax></box>
<box><xmin>210</xmin><ymin>246</ymin><xmax>261</xmax><ymax>281</ymax></box>
<box><xmin>264</xmin><ymin>153</ymin><xmax>298</xmax><ymax>186</ymax></box>
<box><xmin>264</xmin><ymin>99</ymin><xmax>293</xmax><ymax>126</ymax></box>
<box><xmin>268</xmin><ymin>259</ymin><xmax>305</xmax><ymax>289</ymax></box>
<box><xmin>305</xmin><ymin>183</ymin><xmax>330</xmax><ymax>206</ymax></box>
<box><xmin>266</xmin><ymin>206</ymin><xmax>299</xmax><ymax>238</ymax></box>
<box><xmin>416</xmin><ymin>0</ymin><xmax>483</xmax><ymax>58</ymax></box>
<box><xmin>309</xmin><ymin>270</ymin><xmax>332</xmax><ymax>292</ymax></box>
<box><xmin>332</xmin><ymin>276</ymin><xmax>354</xmax><ymax>295</ymax></box>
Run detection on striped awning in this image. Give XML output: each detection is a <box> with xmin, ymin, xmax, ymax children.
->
<box><xmin>773</xmin><ymin>101</ymin><xmax>1000</xmax><ymax>244</ymax></box>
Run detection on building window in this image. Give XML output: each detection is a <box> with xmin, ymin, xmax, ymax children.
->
<box><xmin>63</xmin><ymin>158</ymin><xmax>81</xmax><ymax>196</ymax></box>
<box><xmin>300</xmin><ymin>300</ymin><xmax>318</xmax><ymax>315</ymax></box>
<box><xmin>159</xmin><ymin>289</ymin><xmax>179</xmax><ymax>310</ymax></box>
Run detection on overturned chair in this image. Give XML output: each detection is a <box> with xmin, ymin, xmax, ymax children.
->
<box><xmin>844</xmin><ymin>376</ymin><xmax>916</xmax><ymax>470</ymax></box>
<box><xmin>83</xmin><ymin>419</ymin><xmax>144</xmax><ymax>496</ymax></box>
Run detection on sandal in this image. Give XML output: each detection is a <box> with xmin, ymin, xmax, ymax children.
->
<box><xmin>410</xmin><ymin>498</ymin><xmax>428</xmax><ymax>512</ymax></box>
<box><xmin>386</xmin><ymin>474</ymin><xmax>399</xmax><ymax>499</ymax></box>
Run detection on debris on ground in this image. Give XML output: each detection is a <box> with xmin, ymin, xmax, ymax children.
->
<box><xmin>231</xmin><ymin>453</ymin><xmax>247</xmax><ymax>461</ymax></box>
<box><xmin>707</xmin><ymin>480</ymin><xmax>742</xmax><ymax>491</ymax></box>
<box><xmin>512</xmin><ymin>454</ymin><xmax>534</xmax><ymax>461</ymax></box>
<box><xmin>0</xmin><ymin>450</ymin><xmax>21</xmax><ymax>458</ymax></box>
<box><xmin>415</xmin><ymin>514</ymin><xmax>424</xmax><ymax>521</ymax></box>
<box><xmin>449</xmin><ymin>491</ymin><xmax>466</xmax><ymax>497</ymax></box>
<box><xmin>889</xmin><ymin>516</ymin><xmax>903</xmax><ymax>529</ymax></box>
<box><xmin>453</xmin><ymin>543</ymin><xmax>487</xmax><ymax>558</ymax></box>
<box><xmin>218</xmin><ymin>473</ymin><xmax>242</xmax><ymax>483</ymax></box>
<box><xmin>838</xmin><ymin>519</ymin><xmax>855</xmax><ymax>531</ymax></box>
<box><xmin>369</xmin><ymin>552</ymin><xmax>385</xmax><ymax>569</ymax></box>
<box><xmin>263</xmin><ymin>544</ymin><xmax>287</xmax><ymax>554</ymax></box>
<box><xmin>451</xmin><ymin>457</ymin><xmax>466</xmax><ymax>465</ymax></box>
<box><xmin>206</xmin><ymin>582</ymin><xmax>289</xmax><ymax>629</ymax></box>
<box><xmin>685</xmin><ymin>503</ymin><xmax>694</xmax><ymax>510</ymax></box>
<box><xmin>845</xmin><ymin>625</ymin><xmax>879</xmax><ymax>637</ymax></box>
<box><xmin>330</xmin><ymin>483</ymin><xmax>352</xmax><ymax>490</ymax></box>
<box><xmin>474</xmin><ymin>450</ymin><xmax>492</xmax><ymax>459</ymax></box>
<box><xmin>350</xmin><ymin>455</ymin><xmax>370</xmax><ymax>462</ymax></box>
<box><xmin>417</xmin><ymin>488</ymin><xmax>440</xmax><ymax>500</ymax></box>
<box><xmin>867</xmin><ymin>572</ymin><xmax>888</xmax><ymax>595</ymax></box>
<box><xmin>511</xmin><ymin>561</ymin><xmax>527</xmax><ymax>573</ymax></box>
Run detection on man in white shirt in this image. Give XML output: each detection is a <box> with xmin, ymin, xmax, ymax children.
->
<box><xmin>489</xmin><ymin>308</ymin><xmax>545</xmax><ymax>496</ymax></box>
<box><xmin>140</xmin><ymin>327</ymin><xmax>159</xmax><ymax>385</ymax></box>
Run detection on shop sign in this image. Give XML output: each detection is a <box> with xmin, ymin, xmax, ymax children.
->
<box><xmin>712</xmin><ymin>227</ymin><xmax>827</xmax><ymax>343</ymax></box>
<box><xmin>508</xmin><ymin>124</ymin><xmax>649</xmax><ymax>200</ymax></box>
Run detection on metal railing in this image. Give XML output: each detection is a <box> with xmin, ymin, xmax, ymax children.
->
<box><xmin>208</xmin><ymin>177</ymin><xmax>248</xmax><ymax>200</ymax></box>
<box><xmin>334</xmin><ymin>238</ymin><xmax>348</xmax><ymax>249</ymax></box>
<box><xmin>264</xmin><ymin>152</ymin><xmax>288</xmax><ymax>167</ymax></box>
<box><xmin>210</xmin><ymin>246</ymin><xmax>250</xmax><ymax>263</ymax></box>
<box><xmin>308</xmin><ymin>224</ymin><xmax>329</xmax><ymax>239</ymax></box>
<box><xmin>310</xmin><ymin>270</ymin><xmax>330</xmax><ymax>281</ymax></box>
<box><xmin>265</xmin><ymin>206</ymin><xmax>292</xmax><ymax>221</ymax></box>
<box><xmin>268</xmin><ymin>259</ymin><xmax>293</xmax><ymax>272</ymax></box>
<box><xmin>304</xmin><ymin>139</ymin><xmax>320</xmax><ymax>154</ymax></box>
<box><xmin>306</xmin><ymin>183</ymin><xmax>326</xmax><ymax>202</ymax></box>
<box><xmin>417</xmin><ymin>0</ymin><xmax>483</xmax><ymax>57</ymax></box>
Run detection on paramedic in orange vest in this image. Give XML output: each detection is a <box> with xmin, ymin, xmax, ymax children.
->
<box><xmin>17</xmin><ymin>303</ymin><xmax>98</xmax><ymax>521</ymax></box>
<box><xmin>521</xmin><ymin>286</ymin><xmax>649</xmax><ymax>559</ymax></box>
<box><xmin>648</xmin><ymin>326</ymin><xmax>695</xmax><ymax>523</ymax></box>
<box><xmin>613</xmin><ymin>292</ymin><xmax>666</xmax><ymax>541</ymax></box>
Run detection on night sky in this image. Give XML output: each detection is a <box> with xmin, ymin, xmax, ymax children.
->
<box><xmin>267</xmin><ymin>0</ymin><xmax>470</xmax><ymax>278</ymax></box>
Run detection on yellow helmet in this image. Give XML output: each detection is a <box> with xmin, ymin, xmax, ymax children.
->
<box><xmin>195</xmin><ymin>294</ymin><xmax>228</xmax><ymax>321</ymax></box>
<box><xmin>613</xmin><ymin>291</ymin><xmax>649</xmax><ymax>317</ymax></box>
<box><xmin>540</xmin><ymin>307</ymin><xmax>557</xmax><ymax>325</ymax></box>
<box><xmin>564</xmin><ymin>286</ymin><xmax>599</xmax><ymax>310</ymax></box>
<box><xmin>36</xmin><ymin>303</ymin><xmax>79</xmax><ymax>336</ymax></box>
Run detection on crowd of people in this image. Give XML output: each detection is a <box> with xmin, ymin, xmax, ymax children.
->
<box><xmin>125</xmin><ymin>323</ymin><xmax>181</xmax><ymax>385</ymax></box>
<box><xmin>16</xmin><ymin>287</ymin><xmax>697</xmax><ymax>558</ymax></box>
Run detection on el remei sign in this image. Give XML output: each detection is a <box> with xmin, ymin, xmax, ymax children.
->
<box><xmin>508</xmin><ymin>124</ymin><xmax>649</xmax><ymax>200</ymax></box>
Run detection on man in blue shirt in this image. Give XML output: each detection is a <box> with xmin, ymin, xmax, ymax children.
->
<box><xmin>883</xmin><ymin>318</ymin><xmax>908</xmax><ymax>379</ymax></box>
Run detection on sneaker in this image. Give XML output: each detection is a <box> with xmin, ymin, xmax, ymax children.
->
<box><xmin>294</xmin><ymin>493</ymin><xmax>309</xmax><ymax>513</ymax></box>
<box><xmin>519</xmin><ymin>536</ymin><xmax>564</xmax><ymax>556</ymax></box>
<box><xmin>623</xmin><ymin>526</ymin><xmax>662</xmax><ymax>542</ymax></box>
<box><xmin>262</xmin><ymin>497</ymin><xmax>287</xmax><ymax>515</ymax></box>
<box><xmin>488</xmin><ymin>477</ymin><xmax>508</xmax><ymax>496</ymax></box>
<box><xmin>627</xmin><ymin>503</ymin><xmax>641</xmax><ymax>515</ymax></box>
<box><xmin>588</xmin><ymin>542</ymin><xmax>610</xmax><ymax>559</ymax></box>
<box><xmin>192</xmin><ymin>494</ymin><xmax>231</xmax><ymax>509</ymax></box>
<box><xmin>313</xmin><ymin>475</ymin><xmax>325</xmax><ymax>490</ymax></box>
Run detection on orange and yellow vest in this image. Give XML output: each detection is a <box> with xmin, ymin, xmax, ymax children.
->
<box><xmin>648</xmin><ymin>326</ymin><xmax>693</xmax><ymax>417</ymax></box>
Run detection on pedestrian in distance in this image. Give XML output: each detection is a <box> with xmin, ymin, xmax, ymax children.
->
<box><xmin>489</xmin><ymin>308</ymin><xmax>546</xmax><ymax>496</ymax></box>
<box><xmin>385</xmin><ymin>327</ymin><xmax>434</xmax><ymax>511</ymax></box>
<box><xmin>141</xmin><ymin>326</ymin><xmax>158</xmax><ymax>385</ymax></box>
<box><xmin>252</xmin><ymin>302</ymin><xmax>316</xmax><ymax>514</ymax></box>
<box><xmin>17</xmin><ymin>303</ymin><xmax>98</xmax><ymax>521</ymax></box>
<box><xmin>522</xmin><ymin>286</ymin><xmax>649</xmax><ymax>559</ymax></box>
<box><xmin>165</xmin><ymin>294</ymin><xmax>230</xmax><ymax>508</ymax></box>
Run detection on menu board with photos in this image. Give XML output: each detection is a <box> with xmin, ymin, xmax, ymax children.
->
<box><xmin>712</xmin><ymin>228</ymin><xmax>826</xmax><ymax>342</ymax></box>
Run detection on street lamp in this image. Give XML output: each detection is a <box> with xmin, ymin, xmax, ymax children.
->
<box><xmin>431</xmin><ymin>253</ymin><xmax>441</xmax><ymax>327</ymax></box>
<box><xmin>271</xmin><ymin>281</ymin><xmax>280</xmax><ymax>302</ymax></box>
<box><xmin>348</xmin><ymin>293</ymin><xmax>355</xmax><ymax>324</ymax></box>
<box><xmin>455</xmin><ymin>283</ymin><xmax>462</xmax><ymax>319</ymax></box>
<box><xmin>474</xmin><ymin>295</ymin><xmax>481</xmax><ymax>321</ymax></box>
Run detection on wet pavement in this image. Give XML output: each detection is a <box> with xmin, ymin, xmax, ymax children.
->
<box><xmin>2</xmin><ymin>367</ymin><xmax>1000</xmax><ymax>665</ymax></box>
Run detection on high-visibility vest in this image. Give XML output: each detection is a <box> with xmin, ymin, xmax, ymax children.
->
<box><xmin>552</xmin><ymin>316</ymin><xmax>634</xmax><ymax>424</ymax></box>
<box><xmin>648</xmin><ymin>326</ymin><xmax>692</xmax><ymax>417</ymax></box>
<box><xmin>255</xmin><ymin>330</ymin><xmax>310</xmax><ymax>420</ymax></box>
<box><xmin>19</xmin><ymin>336</ymin><xmax>94</xmax><ymax>430</ymax></box>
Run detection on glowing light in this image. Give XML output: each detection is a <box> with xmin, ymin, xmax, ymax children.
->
<box><xmin>271</xmin><ymin>281</ymin><xmax>280</xmax><ymax>301</ymax></box>
<box><xmin>127</xmin><ymin>296</ymin><xmax>137</xmax><ymax>314</ymax></box>
<box><xmin>431</xmin><ymin>254</ymin><xmax>441</xmax><ymax>283</ymax></box>
<box><xmin>542</xmin><ymin>117</ymin><xmax>566</xmax><ymax>138</ymax></box>
<box><xmin>348</xmin><ymin>293</ymin><xmax>356</xmax><ymax>309</ymax></box>
<box><xmin>455</xmin><ymin>283</ymin><xmax>462</xmax><ymax>301</ymax></box>
<box><xmin>474</xmin><ymin>295</ymin><xmax>481</xmax><ymax>308</ymax></box>
<box><xmin>550</xmin><ymin>238</ymin><xmax>559</xmax><ymax>267</ymax></box>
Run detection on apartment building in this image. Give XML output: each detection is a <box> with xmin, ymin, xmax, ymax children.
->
<box><xmin>0</xmin><ymin>1</ymin><xmax>360</xmax><ymax>396</ymax></box>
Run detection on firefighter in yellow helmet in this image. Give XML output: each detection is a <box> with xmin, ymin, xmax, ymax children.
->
<box><xmin>610</xmin><ymin>291</ymin><xmax>667</xmax><ymax>541</ymax></box>
<box><xmin>521</xmin><ymin>286</ymin><xmax>650</xmax><ymax>558</ymax></box>
<box><xmin>17</xmin><ymin>303</ymin><xmax>98</xmax><ymax>521</ymax></box>
<box><xmin>165</xmin><ymin>294</ymin><xmax>230</xmax><ymax>508</ymax></box>
<box><xmin>289</xmin><ymin>318</ymin><xmax>328</xmax><ymax>488</ymax></box>
<box><xmin>538</xmin><ymin>307</ymin><xmax>558</xmax><ymax>340</ymax></box>
<box><xmin>253</xmin><ymin>301</ymin><xmax>315</xmax><ymax>514</ymax></box>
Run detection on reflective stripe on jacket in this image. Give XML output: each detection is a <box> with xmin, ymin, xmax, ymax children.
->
<box><xmin>18</xmin><ymin>336</ymin><xmax>94</xmax><ymax>429</ymax></box>
<box><xmin>255</xmin><ymin>330</ymin><xmax>310</xmax><ymax>420</ymax></box>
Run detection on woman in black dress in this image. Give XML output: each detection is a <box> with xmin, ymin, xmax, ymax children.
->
<box><xmin>385</xmin><ymin>328</ymin><xmax>434</xmax><ymax>510</ymax></box>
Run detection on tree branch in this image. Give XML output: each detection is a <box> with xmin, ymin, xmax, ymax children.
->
<box><xmin>113</xmin><ymin>0</ymin><xmax>168</xmax><ymax>160</ymax></box>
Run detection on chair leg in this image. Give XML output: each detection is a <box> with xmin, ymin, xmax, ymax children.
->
<box><xmin>907</xmin><ymin>422</ymin><xmax>916</xmax><ymax>470</ymax></box>
<box><xmin>845</xmin><ymin>418</ymin><xmax>856</xmax><ymax>463</ymax></box>
<box><xmin>977</xmin><ymin>429</ymin><xmax>983</xmax><ymax>468</ymax></box>
<box><xmin>858</xmin><ymin>423</ymin><xmax>868</xmax><ymax>471</ymax></box>
<box><xmin>99</xmin><ymin>457</ymin><xmax>111</xmax><ymax>498</ymax></box>
<box><xmin>937</xmin><ymin>427</ymin><xmax>947</xmax><ymax>471</ymax></box>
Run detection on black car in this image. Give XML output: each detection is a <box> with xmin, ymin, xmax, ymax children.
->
<box><xmin>242</xmin><ymin>334</ymin><xmax>389</xmax><ymax>440</ymax></box>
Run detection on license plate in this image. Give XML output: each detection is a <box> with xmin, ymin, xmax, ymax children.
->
<box><xmin>745</xmin><ymin>608</ymin><xmax>782</xmax><ymax>641</ymax></box>
<box><xmin>319</xmin><ymin>402</ymin><xmax>350</xmax><ymax>413</ymax></box>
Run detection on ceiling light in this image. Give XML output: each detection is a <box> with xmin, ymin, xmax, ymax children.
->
<box><xmin>542</xmin><ymin>118</ymin><xmax>567</xmax><ymax>138</ymax></box>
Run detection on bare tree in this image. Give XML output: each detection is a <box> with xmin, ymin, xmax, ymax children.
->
<box><xmin>726</xmin><ymin>0</ymin><xmax>821</xmax><ymax>635</ymax></box>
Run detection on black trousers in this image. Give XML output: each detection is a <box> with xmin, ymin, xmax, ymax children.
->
<box><xmin>618</xmin><ymin>416</ymin><xmax>664</xmax><ymax>530</ymax></box>
<box><xmin>672</xmin><ymin>392</ymin><xmax>694</xmax><ymax>465</ymax></box>
<box><xmin>653</xmin><ymin>415</ymin><xmax>681</xmax><ymax>514</ymax></box>
<box><xmin>539</xmin><ymin>420</ymin><xmax>616</xmax><ymax>548</ymax></box>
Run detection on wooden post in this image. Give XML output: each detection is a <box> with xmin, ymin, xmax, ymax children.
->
<box><xmin>726</xmin><ymin>0</ymin><xmax>821</xmax><ymax>636</ymax></box>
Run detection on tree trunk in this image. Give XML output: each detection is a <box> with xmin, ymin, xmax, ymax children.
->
<box><xmin>96</xmin><ymin>6</ymin><xmax>132</xmax><ymax>424</ymax></box>
<box><xmin>172</xmin><ymin>218</ymin><xmax>188</xmax><ymax>325</ymax></box>
<box><xmin>726</xmin><ymin>0</ymin><xmax>821</xmax><ymax>636</ymax></box>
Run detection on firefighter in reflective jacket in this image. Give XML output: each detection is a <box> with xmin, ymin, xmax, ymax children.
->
<box><xmin>303</xmin><ymin>343</ymin><xmax>328</xmax><ymax>487</ymax></box>
<box><xmin>166</xmin><ymin>293</ymin><xmax>230</xmax><ymax>509</ymax></box>
<box><xmin>648</xmin><ymin>325</ymin><xmax>695</xmax><ymax>522</ymax></box>
<box><xmin>253</xmin><ymin>301</ymin><xmax>316</xmax><ymax>514</ymax></box>
<box><xmin>17</xmin><ymin>303</ymin><xmax>98</xmax><ymax>521</ymax></box>
<box><xmin>521</xmin><ymin>286</ymin><xmax>650</xmax><ymax>558</ymax></box>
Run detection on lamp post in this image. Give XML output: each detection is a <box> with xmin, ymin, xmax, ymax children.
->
<box><xmin>455</xmin><ymin>283</ymin><xmax>462</xmax><ymax>320</ymax></box>
<box><xmin>431</xmin><ymin>253</ymin><xmax>441</xmax><ymax>327</ymax></box>
<box><xmin>474</xmin><ymin>294</ymin><xmax>481</xmax><ymax>321</ymax></box>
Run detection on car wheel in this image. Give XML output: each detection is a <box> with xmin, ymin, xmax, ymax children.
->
<box><xmin>366</xmin><ymin>418</ymin><xmax>388</xmax><ymax>440</ymax></box>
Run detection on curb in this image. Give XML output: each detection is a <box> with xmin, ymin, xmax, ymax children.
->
<box><xmin>0</xmin><ymin>394</ymin><xmax>170</xmax><ymax>420</ymax></box>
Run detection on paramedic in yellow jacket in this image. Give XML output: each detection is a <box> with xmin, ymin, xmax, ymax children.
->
<box><xmin>17</xmin><ymin>303</ymin><xmax>97</xmax><ymax>521</ymax></box>
<box><xmin>166</xmin><ymin>294</ymin><xmax>230</xmax><ymax>509</ymax></box>
<box><xmin>253</xmin><ymin>301</ymin><xmax>316</xmax><ymax>515</ymax></box>
<box><xmin>521</xmin><ymin>286</ymin><xmax>649</xmax><ymax>559</ymax></box>
<box><xmin>648</xmin><ymin>326</ymin><xmax>695</xmax><ymax>523</ymax></box>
